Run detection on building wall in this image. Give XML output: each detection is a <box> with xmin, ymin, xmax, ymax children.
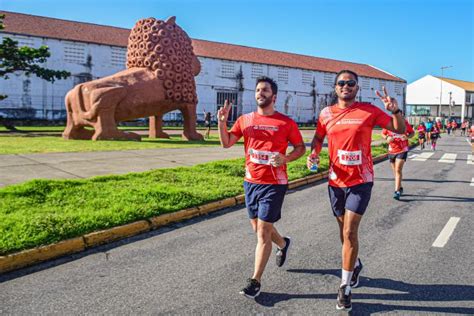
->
<box><xmin>0</xmin><ymin>33</ymin><xmax>406</xmax><ymax>123</ymax></box>
<box><xmin>406</xmin><ymin>75</ymin><xmax>473</xmax><ymax>119</ymax></box>
<box><xmin>406</xmin><ymin>75</ymin><xmax>465</xmax><ymax>105</ymax></box>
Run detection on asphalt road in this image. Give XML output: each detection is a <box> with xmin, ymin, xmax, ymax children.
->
<box><xmin>1</xmin><ymin>135</ymin><xmax>473</xmax><ymax>315</ymax></box>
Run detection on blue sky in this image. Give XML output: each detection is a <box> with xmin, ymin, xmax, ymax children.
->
<box><xmin>1</xmin><ymin>0</ymin><xmax>473</xmax><ymax>83</ymax></box>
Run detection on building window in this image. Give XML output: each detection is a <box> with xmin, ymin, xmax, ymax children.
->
<box><xmin>302</xmin><ymin>70</ymin><xmax>313</xmax><ymax>85</ymax></box>
<box><xmin>277</xmin><ymin>68</ymin><xmax>289</xmax><ymax>84</ymax></box>
<box><xmin>411</xmin><ymin>105</ymin><xmax>431</xmax><ymax>116</ymax></box>
<box><xmin>394</xmin><ymin>83</ymin><xmax>402</xmax><ymax>95</ymax></box>
<box><xmin>361</xmin><ymin>78</ymin><xmax>370</xmax><ymax>90</ymax></box>
<box><xmin>323</xmin><ymin>73</ymin><xmax>335</xmax><ymax>86</ymax></box>
<box><xmin>13</xmin><ymin>35</ymin><xmax>35</xmax><ymax>48</ymax></box>
<box><xmin>64</xmin><ymin>42</ymin><xmax>86</xmax><ymax>64</ymax></box>
<box><xmin>111</xmin><ymin>47</ymin><xmax>126</xmax><ymax>67</ymax></box>
<box><xmin>251</xmin><ymin>64</ymin><xmax>264</xmax><ymax>79</ymax></box>
<box><xmin>221</xmin><ymin>61</ymin><xmax>235</xmax><ymax>78</ymax></box>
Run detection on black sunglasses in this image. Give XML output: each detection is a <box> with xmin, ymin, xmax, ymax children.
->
<box><xmin>336</xmin><ymin>80</ymin><xmax>357</xmax><ymax>87</ymax></box>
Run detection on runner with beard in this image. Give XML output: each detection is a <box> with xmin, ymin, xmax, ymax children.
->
<box><xmin>307</xmin><ymin>70</ymin><xmax>406</xmax><ymax>311</ymax></box>
<box><xmin>218</xmin><ymin>76</ymin><xmax>305</xmax><ymax>299</ymax></box>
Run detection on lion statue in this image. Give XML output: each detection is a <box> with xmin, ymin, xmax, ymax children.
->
<box><xmin>63</xmin><ymin>16</ymin><xmax>203</xmax><ymax>141</ymax></box>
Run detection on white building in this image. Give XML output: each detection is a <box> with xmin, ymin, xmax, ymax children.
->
<box><xmin>406</xmin><ymin>75</ymin><xmax>474</xmax><ymax>120</ymax></box>
<box><xmin>0</xmin><ymin>11</ymin><xmax>406</xmax><ymax>123</ymax></box>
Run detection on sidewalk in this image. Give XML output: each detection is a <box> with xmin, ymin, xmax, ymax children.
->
<box><xmin>0</xmin><ymin>128</ymin><xmax>384</xmax><ymax>187</ymax></box>
<box><xmin>0</xmin><ymin>147</ymin><xmax>244</xmax><ymax>188</ymax></box>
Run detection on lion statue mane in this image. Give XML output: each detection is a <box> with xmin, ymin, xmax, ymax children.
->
<box><xmin>63</xmin><ymin>16</ymin><xmax>203</xmax><ymax>141</ymax></box>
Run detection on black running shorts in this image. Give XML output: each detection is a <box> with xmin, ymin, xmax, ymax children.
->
<box><xmin>328</xmin><ymin>182</ymin><xmax>373</xmax><ymax>217</ymax></box>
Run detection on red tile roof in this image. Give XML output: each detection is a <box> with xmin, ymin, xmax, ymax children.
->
<box><xmin>1</xmin><ymin>11</ymin><xmax>405</xmax><ymax>82</ymax></box>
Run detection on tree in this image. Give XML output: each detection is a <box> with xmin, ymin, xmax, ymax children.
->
<box><xmin>0</xmin><ymin>14</ymin><xmax>71</xmax><ymax>101</ymax></box>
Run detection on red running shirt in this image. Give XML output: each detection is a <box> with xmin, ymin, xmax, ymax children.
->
<box><xmin>230</xmin><ymin>111</ymin><xmax>303</xmax><ymax>185</ymax></box>
<box><xmin>382</xmin><ymin>120</ymin><xmax>415</xmax><ymax>154</ymax></box>
<box><xmin>417</xmin><ymin>125</ymin><xmax>426</xmax><ymax>135</ymax></box>
<box><xmin>315</xmin><ymin>102</ymin><xmax>391</xmax><ymax>188</ymax></box>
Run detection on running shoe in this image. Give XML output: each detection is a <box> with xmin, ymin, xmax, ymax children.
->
<box><xmin>239</xmin><ymin>278</ymin><xmax>261</xmax><ymax>299</ymax></box>
<box><xmin>336</xmin><ymin>284</ymin><xmax>352</xmax><ymax>311</ymax></box>
<box><xmin>276</xmin><ymin>237</ymin><xmax>291</xmax><ymax>267</ymax></box>
<box><xmin>393</xmin><ymin>191</ymin><xmax>401</xmax><ymax>200</ymax></box>
<box><xmin>350</xmin><ymin>258</ymin><xmax>363</xmax><ymax>288</ymax></box>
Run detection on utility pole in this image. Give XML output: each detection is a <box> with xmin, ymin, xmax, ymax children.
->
<box><xmin>448</xmin><ymin>91</ymin><xmax>452</xmax><ymax>119</ymax></box>
<box><xmin>439</xmin><ymin>66</ymin><xmax>453</xmax><ymax>117</ymax></box>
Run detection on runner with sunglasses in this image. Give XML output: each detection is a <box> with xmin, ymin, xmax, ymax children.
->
<box><xmin>218</xmin><ymin>76</ymin><xmax>305</xmax><ymax>299</ymax></box>
<box><xmin>307</xmin><ymin>70</ymin><xmax>406</xmax><ymax>311</ymax></box>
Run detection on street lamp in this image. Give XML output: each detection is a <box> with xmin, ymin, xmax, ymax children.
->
<box><xmin>448</xmin><ymin>91</ymin><xmax>452</xmax><ymax>119</ymax></box>
<box><xmin>439</xmin><ymin>65</ymin><xmax>453</xmax><ymax>117</ymax></box>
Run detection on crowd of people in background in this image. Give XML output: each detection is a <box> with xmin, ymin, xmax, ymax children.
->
<box><xmin>415</xmin><ymin>117</ymin><xmax>472</xmax><ymax>151</ymax></box>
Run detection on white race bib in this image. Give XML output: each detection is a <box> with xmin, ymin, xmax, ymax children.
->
<box><xmin>248</xmin><ymin>148</ymin><xmax>278</xmax><ymax>165</ymax></box>
<box><xmin>338</xmin><ymin>149</ymin><xmax>362</xmax><ymax>166</ymax></box>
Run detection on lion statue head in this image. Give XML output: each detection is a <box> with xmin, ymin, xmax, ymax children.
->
<box><xmin>126</xmin><ymin>16</ymin><xmax>200</xmax><ymax>104</ymax></box>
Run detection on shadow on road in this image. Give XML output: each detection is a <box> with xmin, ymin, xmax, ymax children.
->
<box><xmin>254</xmin><ymin>268</ymin><xmax>474</xmax><ymax>314</ymax></box>
<box><xmin>398</xmin><ymin>194</ymin><xmax>474</xmax><ymax>203</ymax></box>
<box><xmin>375</xmin><ymin>177</ymin><xmax>471</xmax><ymax>185</ymax></box>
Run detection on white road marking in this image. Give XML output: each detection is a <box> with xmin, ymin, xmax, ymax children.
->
<box><xmin>471</xmin><ymin>177</ymin><xmax>474</xmax><ymax>187</ymax></box>
<box><xmin>412</xmin><ymin>152</ymin><xmax>434</xmax><ymax>161</ymax></box>
<box><xmin>432</xmin><ymin>217</ymin><xmax>461</xmax><ymax>248</ymax></box>
<box><xmin>438</xmin><ymin>153</ymin><xmax>457</xmax><ymax>163</ymax></box>
<box><xmin>408</xmin><ymin>154</ymin><xmax>418</xmax><ymax>159</ymax></box>
<box><xmin>468</xmin><ymin>155</ymin><xmax>474</xmax><ymax>165</ymax></box>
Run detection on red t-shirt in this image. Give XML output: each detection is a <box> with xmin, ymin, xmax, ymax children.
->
<box><xmin>230</xmin><ymin>111</ymin><xmax>303</xmax><ymax>185</ymax></box>
<box><xmin>417</xmin><ymin>125</ymin><xmax>426</xmax><ymax>135</ymax></box>
<box><xmin>315</xmin><ymin>102</ymin><xmax>391</xmax><ymax>188</ymax></box>
<box><xmin>382</xmin><ymin>120</ymin><xmax>415</xmax><ymax>154</ymax></box>
<box><xmin>436</xmin><ymin>121</ymin><xmax>442</xmax><ymax>129</ymax></box>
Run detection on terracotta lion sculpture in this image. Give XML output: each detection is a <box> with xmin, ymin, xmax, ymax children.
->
<box><xmin>63</xmin><ymin>16</ymin><xmax>203</xmax><ymax>141</ymax></box>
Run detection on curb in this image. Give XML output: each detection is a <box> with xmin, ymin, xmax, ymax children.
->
<box><xmin>0</xmin><ymin>153</ymin><xmax>390</xmax><ymax>274</ymax></box>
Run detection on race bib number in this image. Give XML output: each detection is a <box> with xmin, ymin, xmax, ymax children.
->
<box><xmin>248</xmin><ymin>148</ymin><xmax>277</xmax><ymax>165</ymax></box>
<box><xmin>338</xmin><ymin>150</ymin><xmax>362</xmax><ymax>166</ymax></box>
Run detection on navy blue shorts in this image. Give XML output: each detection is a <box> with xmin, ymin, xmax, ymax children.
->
<box><xmin>243</xmin><ymin>181</ymin><xmax>288</xmax><ymax>223</ymax></box>
<box><xmin>388</xmin><ymin>151</ymin><xmax>408</xmax><ymax>163</ymax></box>
<box><xmin>328</xmin><ymin>182</ymin><xmax>373</xmax><ymax>217</ymax></box>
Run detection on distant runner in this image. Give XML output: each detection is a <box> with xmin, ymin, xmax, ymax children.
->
<box><xmin>382</xmin><ymin>112</ymin><xmax>415</xmax><ymax>200</ymax></box>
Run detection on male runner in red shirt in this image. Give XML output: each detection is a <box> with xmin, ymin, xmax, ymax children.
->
<box><xmin>307</xmin><ymin>70</ymin><xmax>406</xmax><ymax>311</ymax></box>
<box><xmin>218</xmin><ymin>76</ymin><xmax>305</xmax><ymax>299</ymax></box>
<box><xmin>382</xmin><ymin>112</ymin><xmax>415</xmax><ymax>200</ymax></box>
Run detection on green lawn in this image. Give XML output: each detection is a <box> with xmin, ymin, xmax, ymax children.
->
<box><xmin>0</xmin><ymin>135</ymin><xmax>243</xmax><ymax>155</ymax></box>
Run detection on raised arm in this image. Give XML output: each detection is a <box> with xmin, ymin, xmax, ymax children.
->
<box><xmin>376</xmin><ymin>87</ymin><xmax>406</xmax><ymax>134</ymax></box>
<box><xmin>217</xmin><ymin>100</ymin><xmax>239</xmax><ymax>148</ymax></box>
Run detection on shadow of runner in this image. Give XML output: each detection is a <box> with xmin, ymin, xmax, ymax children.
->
<box><xmin>397</xmin><ymin>194</ymin><xmax>474</xmax><ymax>203</ymax></box>
<box><xmin>254</xmin><ymin>269</ymin><xmax>474</xmax><ymax>314</ymax></box>
<box><xmin>375</xmin><ymin>177</ymin><xmax>471</xmax><ymax>185</ymax></box>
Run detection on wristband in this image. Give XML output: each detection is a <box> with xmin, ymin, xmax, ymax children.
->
<box><xmin>391</xmin><ymin>109</ymin><xmax>401</xmax><ymax>115</ymax></box>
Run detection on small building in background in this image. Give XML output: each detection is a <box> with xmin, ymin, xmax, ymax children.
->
<box><xmin>406</xmin><ymin>75</ymin><xmax>474</xmax><ymax>123</ymax></box>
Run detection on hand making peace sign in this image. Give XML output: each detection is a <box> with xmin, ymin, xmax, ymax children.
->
<box><xmin>376</xmin><ymin>86</ymin><xmax>399</xmax><ymax>113</ymax></box>
<box><xmin>217</xmin><ymin>99</ymin><xmax>232</xmax><ymax>122</ymax></box>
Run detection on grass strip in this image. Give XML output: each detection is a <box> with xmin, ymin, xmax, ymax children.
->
<box><xmin>0</xmin><ymin>135</ymin><xmax>241</xmax><ymax>155</ymax></box>
<box><xmin>1</xmin><ymin>137</ymin><xmax>419</xmax><ymax>255</ymax></box>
